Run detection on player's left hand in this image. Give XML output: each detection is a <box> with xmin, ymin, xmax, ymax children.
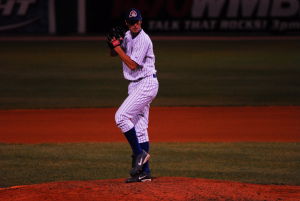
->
<box><xmin>106</xmin><ymin>36</ymin><xmax>122</xmax><ymax>49</ymax></box>
<box><xmin>106</xmin><ymin>26</ymin><xmax>126</xmax><ymax>49</ymax></box>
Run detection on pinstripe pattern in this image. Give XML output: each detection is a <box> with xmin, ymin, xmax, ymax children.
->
<box><xmin>115</xmin><ymin>28</ymin><xmax>158</xmax><ymax>143</ymax></box>
<box><xmin>122</xmin><ymin>29</ymin><xmax>156</xmax><ymax>81</ymax></box>
<box><xmin>115</xmin><ymin>75</ymin><xmax>158</xmax><ymax>143</ymax></box>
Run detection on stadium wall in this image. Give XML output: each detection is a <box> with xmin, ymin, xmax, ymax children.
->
<box><xmin>0</xmin><ymin>0</ymin><xmax>300</xmax><ymax>36</ymax></box>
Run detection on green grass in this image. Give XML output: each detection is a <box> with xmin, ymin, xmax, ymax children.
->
<box><xmin>1</xmin><ymin>142</ymin><xmax>299</xmax><ymax>187</ymax></box>
<box><xmin>1</xmin><ymin>40</ymin><xmax>300</xmax><ymax>109</ymax></box>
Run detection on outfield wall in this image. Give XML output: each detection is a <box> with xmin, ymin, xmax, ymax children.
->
<box><xmin>1</xmin><ymin>0</ymin><xmax>300</xmax><ymax>36</ymax></box>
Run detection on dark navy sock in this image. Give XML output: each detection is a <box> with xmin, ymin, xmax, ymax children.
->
<box><xmin>140</xmin><ymin>141</ymin><xmax>150</xmax><ymax>174</ymax></box>
<box><xmin>124</xmin><ymin>127</ymin><xmax>142</xmax><ymax>156</ymax></box>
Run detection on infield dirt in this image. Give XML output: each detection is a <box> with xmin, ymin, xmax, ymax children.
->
<box><xmin>1</xmin><ymin>106</ymin><xmax>299</xmax><ymax>143</ymax></box>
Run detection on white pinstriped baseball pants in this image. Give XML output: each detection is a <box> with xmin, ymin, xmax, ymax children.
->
<box><xmin>115</xmin><ymin>75</ymin><xmax>159</xmax><ymax>143</ymax></box>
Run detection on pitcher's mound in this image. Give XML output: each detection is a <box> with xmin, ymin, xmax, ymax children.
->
<box><xmin>1</xmin><ymin>177</ymin><xmax>299</xmax><ymax>201</ymax></box>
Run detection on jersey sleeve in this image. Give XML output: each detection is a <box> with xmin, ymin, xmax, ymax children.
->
<box><xmin>130</xmin><ymin>37</ymin><xmax>150</xmax><ymax>66</ymax></box>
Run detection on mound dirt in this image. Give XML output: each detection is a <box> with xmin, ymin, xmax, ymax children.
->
<box><xmin>1</xmin><ymin>177</ymin><xmax>299</xmax><ymax>201</ymax></box>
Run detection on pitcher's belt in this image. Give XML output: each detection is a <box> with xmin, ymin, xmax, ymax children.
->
<box><xmin>131</xmin><ymin>74</ymin><xmax>157</xmax><ymax>82</ymax></box>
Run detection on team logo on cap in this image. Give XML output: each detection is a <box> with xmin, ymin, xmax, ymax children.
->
<box><xmin>129</xmin><ymin>10</ymin><xmax>137</xmax><ymax>18</ymax></box>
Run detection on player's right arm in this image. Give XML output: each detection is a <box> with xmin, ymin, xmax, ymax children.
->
<box><xmin>114</xmin><ymin>46</ymin><xmax>138</xmax><ymax>70</ymax></box>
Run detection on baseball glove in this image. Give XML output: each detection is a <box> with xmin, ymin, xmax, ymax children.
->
<box><xmin>106</xmin><ymin>26</ymin><xmax>126</xmax><ymax>49</ymax></box>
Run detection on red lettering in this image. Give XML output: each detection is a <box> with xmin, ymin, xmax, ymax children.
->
<box><xmin>112</xmin><ymin>0</ymin><xmax>141</xmax><ymax>18</ymax></box>
<box><xmin>166</xmin><ymin>0</ymin><xmax>193</xmax><ymax>18</ymax></box>
<box><xmin>144</xmin><ymin>0</ymin><xmax>165</xmax><ymax>18</ymax></box>
<box><xmin>112</xmin><ymin>0</ymin><xmax>193</xmax><ymax>19</ymax></box>
<box><xmin>112</xmin><ymin>0</ymin><xmax>161</xmax><ymax>18</ymax></box>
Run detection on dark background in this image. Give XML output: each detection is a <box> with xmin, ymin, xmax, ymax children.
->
<box><xmin>1</xmin><ymin>0</ymin><xmax>300</xmax><ymax>36</ymax></box>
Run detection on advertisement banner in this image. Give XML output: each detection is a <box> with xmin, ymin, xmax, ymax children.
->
<box><xmin>0</xmin><ymin>0</ymin><xmax>52</xmax><ymax>34</ymax></box>
<box><xmin>1</xmin><ymin>0</ymin><xmax>299</xmax><ymax>35</ymax></box>
<box><xmin>107</xmin><ymin>0</ymin><xmax>300</xmax><ymax>34</ymax></box>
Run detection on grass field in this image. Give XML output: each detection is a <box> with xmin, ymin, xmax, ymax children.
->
<box><xmin>1</xmin><ymin>39</ymin><xmax>300</xmax><ymax>109</ymax></box>
<box><xmin>1</xmin><ymin>142</ymin><xmax>300</xmax><ymax>188</ymax></box>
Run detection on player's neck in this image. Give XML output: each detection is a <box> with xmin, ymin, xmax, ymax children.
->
<box><xmin>130</xmin><ymin>29</ymin><xmax>142</xmax><ymax>39</ymax></box>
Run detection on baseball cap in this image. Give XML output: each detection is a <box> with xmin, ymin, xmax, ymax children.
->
<box><xmin>125</xmin><ymin>8</ymin><xmax>142</xmax><ymax>25</ymax></box>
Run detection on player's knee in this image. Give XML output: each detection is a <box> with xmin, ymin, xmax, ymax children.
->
<box><xmin>115</xmin><ymin>111</ymin><xmax>127</xmax><ymax>128</ymax></box>
<box><xmin>115</xmin><ymin>111</ymin><xmax>134</xmax><ymax>132</ymax></box>
<box><xmin>114</xmin><ymin>111</ymin><xmax>122</xmax><ymax>127</ymax></box>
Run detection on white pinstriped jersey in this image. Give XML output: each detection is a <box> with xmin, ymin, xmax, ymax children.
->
<box><xmin>115</xmin><ymin>29</ymin><xmax>159</xmax><ymax>143</ymax></box>
<box><xmin>121</xmin><ymin>29</ymin><xmax>156</xmax><ymax>81</ymax></box>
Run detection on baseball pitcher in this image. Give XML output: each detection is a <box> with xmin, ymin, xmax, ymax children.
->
<box><xmin>106</xmin><ymin>8</ymin><xmax>159</xmax><ymax>183</ymax></box>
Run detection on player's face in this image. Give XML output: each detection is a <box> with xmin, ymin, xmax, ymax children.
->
<box><xmin>126</xmin><ymin>20</ymin><xmax>142</xmax><ymax>34</ymax></box>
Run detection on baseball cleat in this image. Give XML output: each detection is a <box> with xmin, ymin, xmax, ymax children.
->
<box><xmin>130</xmin><ymin>150</ymin><xmax>150</xmax><ymax>176</ymax></box>
<box><xmin>125</xmin><ymin>172</ymin><xmax>152</xmax><ymax>183</ymax></box>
